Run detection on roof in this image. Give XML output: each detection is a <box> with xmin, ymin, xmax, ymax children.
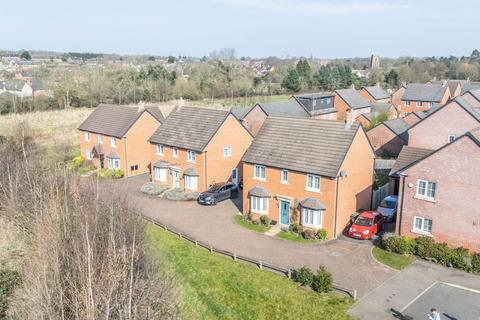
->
<box><xmin>91</xmin><ymin>144</ymin><xmax>104</xmax><ymax>155</ymax></box>
<box><xmin>412</xmin><ymin>111</ymin><xmax>427</xmax><ymax>119</ymax></box>
<box><xmin>293</xmin><ymin>92</ymin><xmax>336</xmax><ymax>116</ymax></box>
<box><xmin>107</xmin><ymin>150</ymin><xmax>120</xmax><ymax>159</ymax></box>
<box><xmin>299</xmin><ymin>198</ymin><xmax>326</xmax><ymax>210</ymax></box>
<box><xmin>256</xmin><ymin>100</ymin><xmax>310</xmax><ymax>118</ymax></box>
<box><xmin>383</xmin><ymin>118</ymin><xmax>410</xmax><ymax>140</ymax></box>
<box><xmin>229</xmin><ymin>106</ymin><xmax>253</xmax><ymax>121</ymax></box>
<box><xmin>184</xmin><ymin>167</ymin><xmax>200</xmax><ymax>176</ymax></box>
<box><xmin>3</xmin><ymin>80</ymin><xmax>27</xmax><ymax>91</ymax></box>
<box><xmin>79</xmin><ymin>104</ymin><xmax>164</xmax><ymax>138</ymax></box>
<box><xmin>153</xmin><ymin>160</ymin><xmax>169</xmax><ymax>168</ymax></box>
<box><xmin>145</xmin><ymin>106</ymin><xmax>165</xmax><ymax>123</ymax></box>
<box><xmin>362</xmin><ymin>103</ymin><xmax>393</xmax><ymax>122</ymax></box>
<box><xmin>465</xmin><ymin>88</ymin><xmax>480</xmax><ymax>102</ymax></box>
<box><xmin>362</xmin><ymin>86</ymin><xmax>389</xmax><ymax>100</ymax></box>
<box><xmin>389</xmin><ymin>146</ymin><xmax>433</xmax><ymax>176</ymax></box>
<box><xmin>335</xmin><ymin>89</ymin><xmax>372</xmax><ymax>110</ymax></box>
<box><xmin>31</xmin><ymin>79</ymin><xmax>47</xmax><ymax>91</ymax></box>
<box><xmin>402</xmin><ymin>83</ymin><xmax>448</xmax><ymax>102</ymax></box>
<box><xmin>461</xmin><ymin>83</ymin><xmax>480</xmax><ymax>95</ymax></box>
<box><xmin>248</xmin><ymin>186</ymin><xmax>271</xmax><ymax>198</ymax></box>
<box><xmin>149</xmin><ymin>106</ymin><xmax>229</xmax><ymax>152</ymax></box>
<box><xmin>242</xmin><ymin>117</ymin><xmax>362</xmax><ymax>178</ymax></box>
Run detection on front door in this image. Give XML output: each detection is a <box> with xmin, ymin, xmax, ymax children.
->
<box><xmin>232</xmin><ymin>168</ymin><xmax>238</xmax><ymax>185</ymax></box>
<box><xmin>172</xmin><ymin>169</ymin><xmax>180</xmax><ymax>188</ymax></box>
<box><xmin>280</xmin><ymin>200</ymin><xmax>290</xmax><ymax>225</ymax></box>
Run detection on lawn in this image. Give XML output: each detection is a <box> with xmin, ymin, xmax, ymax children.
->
<box><xmin>372</xmin><ymin>246</ymin><xmax>414</xmax><ymax>270</ymax></box>
<box><xmin>147</xmin><ymin>225</ymin><xmax>354</xmax><ymax>320</ymax></box>
<box><xmin>275</xmin><ymin>231</ymin><xmax>320</xmax><ymax>244</ymax></box>
<box><xmin>234</xmin><ymin>214</ymin><xmax>270</xmax><ymax>233</ymax></box>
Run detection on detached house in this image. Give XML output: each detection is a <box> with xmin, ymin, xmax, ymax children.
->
<box><xmin>242</xmin><ymin>117</ymin><xmax>374</xmax><ymax>240</ymax></box>
<box><xmin>149</xmin><ymin>106</ymin><xmax>253</xmax><ymax>192</ymax></box>
<box><xmin>359</xmin><ymin>85</ymin><xmax>390</xmax><ymax>103</ymax></box>
<box><xmin>356</xmin><ymin>102</ymin><xmax>397</xmax><ymax>127</ymax></box>
<box><xmin>397</xmin><ymin>83</ymin><xmax>450</xmax><ymax>116</ymax></box>
<box><xmin>78</xmin><ymin>104</ymin><xmax>165</xmax><ymax>177</ymax></box>
<box><xmin>333</xmin><ymin>88</ymin><xmax>372</xmax><ymax>121</ymax></box>
<box><xmin>367</xmin><ymin>118</ymin><xmax>410</xmax><ymax>156</ymax></box>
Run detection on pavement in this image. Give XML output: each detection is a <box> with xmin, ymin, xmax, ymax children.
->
<box><xmin>108</xmin><ymin>174</ymin><xmax>396</xmax><ymax>299</ymax></box>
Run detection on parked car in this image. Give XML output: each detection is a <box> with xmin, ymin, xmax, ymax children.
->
<box><xmin>348</xmin><ymin>211</ymin><xmax>384</xmax><ymax>240</ymax></box>
<box><xmin>376</xmin><ymin>195</ymin><xmax>398</xmax><ymax>222</ymax></box>
<box><xmin>197</xmin><ymin>182</ymin><xmax>238</xmax><ymax>205</ymax></box>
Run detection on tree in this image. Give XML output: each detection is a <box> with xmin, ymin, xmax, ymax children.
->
<box><xmin>167</xmin><ymin>56</ymin><xmax>176</xmax><ymax>63</ymax></box>
<box><xmin>296</xmin><ymin>59</ymin><xmax>312</xmax><ymax>90</ymax></box>
<box><xmin>20</xmin><ymin>51</ymin><xmax>31</xmax><ymax>60</ymax></box>
<box><xmin>281</xmin><ymin>68</ymin><xmax>301</xmax><ymax>92</ymax></box>
<box><xmin>61</xmin><ymin>53</ymin><xmax>71</xmax><ymax>62</ymax></box>
<box><xmin>147</xmin><ymin>56</ymin><xmax>156</xmax><ymax>61</ymax></box>
<box><xmin>384</xmin><ymin>69</ymin><xmax>399</xmax><ymax>88</ymax></box>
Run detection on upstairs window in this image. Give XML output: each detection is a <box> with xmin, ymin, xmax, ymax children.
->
<box><xmin>254</xmin><ymin>164</ymin><xmax>266</xmax><ymax>180</ymax></box>
<box><xmin>156</xmin><ymin>144</ymin><xmax>164</xmax><ymax>155</ymax></box>
<box><xmin>281</xmin><ymin>169</ymin><xmax>289</xmax><ymax>184</ymax></box>
<box><xmin>404</xmin><ymin>100</ymin><xmax>410</xmax><ymax>106</ymax></box>
<box><xmin>416</xmin><ymin>180</ymin><xmax>436</xmax><ymax>200</ymax></box>
<box><xmin>173</xmin><ymin>147</ymin><xmax>178</xmax><ymax>158</ymax></box>
<box><xmin>97</xmin><ymin>134</ymin><xmax>103</xmax><ymax>144</ymax></box>
<box><xmin>223</xmin><ymin>146</ymin><xmax>232</xmax><ymax>158</ymax></box>
<box><xmin>84</xmin><ymin>132</ymin><xmax>90</xmax><ymax>142</ymax></box>
<box><xmin>110</xmin><ymin>137</ymin><xmax>117</xmax><ymax>148</ymax></box>
<box><xmin>306</xmin><ymin>174</ymin><xmax>321</xmax><ymax>192</ymax></box>
<box><xmin>187</xmin><ymin>150</ymin><xmax>196</xmax><ymax>163</ymax></box>
<box><xmin>416</xmin><ymin>101</ymin><xmax>423</xmax><ymax>107</ymax></box>
<box><xmin>428</xmin><ymin>101</ymin><xmax>434</xmax><ymax>108</ymax></box>
<box><xmin>447</xmin><ymin>135</ymin><xmax>456</xmax><ymax>143</ymax></box>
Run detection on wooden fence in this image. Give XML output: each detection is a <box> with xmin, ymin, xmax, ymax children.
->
<box><xmin>372</xmin><ymin>183</ymin><xmax>390</xmax><ymax>210</ymax></box>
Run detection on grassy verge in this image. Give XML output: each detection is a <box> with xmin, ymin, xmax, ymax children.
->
<box><xmin>147</xmin><ymin>225</ymin><xmax>353</xmax><ymax>319</ymax></box>
<box><xmin>276</xmin><ymin>231</ymin><xmax>320</xmax><ymax>244</ymax></box>
<box><xmin>234</xmin><ymin>214</ymin><xmax>270</xmax><ymax>233</ymax></box>
<box><xmin>372</xmin><ymin>246</ymin><xmax>414</xmax><ymax>270</ymax></box>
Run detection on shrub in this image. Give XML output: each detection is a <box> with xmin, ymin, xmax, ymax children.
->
<box><xmin>311</xmin><ymin>266</ymin><xmax>332</xmax><ymax>293</ymax></box>
<box><xmin>294</xmin><ymin>266</ymin><xmax>314</xmax><ymax>286</ymax></box>
<box><xmin>289</xmin><ymin>223</ymin><xmax>300</xmax><ymax>233</ymax></box>
<box><xmin>0</xmin><ymin>269</ymin><xmax>21</xmax><ymax>318</ymax></box>
<box><xmin>316</xmin><ymin>228</ymin><xmax>327</xmax><ymax>241</ymax></box>
<box><xmin>67</xmin><ymin>156</ymin><xmax>85</xmax><ymax>171</ymax></box>
<box><xmin>382</xmin><ymin>234</ymin><xmax>415</xmax><ymax>255</ymax></box>
<box><xmin>252</xmin><ymin>219</ymin><xmax>260</xmax><ymax>225</ymax></box>
<box><xmin>301</xmin><ymin>229</ymin><xmax>315</xmax><ymax>240</ymax></box>
<box><xmin>260</xmin><ymin>215</ymin><xmax>270</xmax><ymax>226</ymax></box>
<box><xmin>449</xmin><ymin>247</ymin><xmax>471</xmax><ymax>270</ymax></box>
<box><xmin>113</xmin><ymin>169</ymin><xmax>124</xmax><ymax>179</ymax></box>
<box><xmin>472</xmin><ymin>253</ymin><xmax>480</xmax><ymax>273</ymax></box>
<box><xmin>414</xmin><ymin>236</ymin><xmax>436</xmax><ymax>258</ymax></box>
<box><xmin>99</xmin><ymin>169</ymin><xmax>124</xmax><ymax>179</ymax></box>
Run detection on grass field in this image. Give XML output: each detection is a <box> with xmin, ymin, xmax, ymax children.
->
<box><xmin>233</xmin><ymin>214</ymin><xmax>271</xmax><ymax>233</ymax></box>
<box><xmin>147</xmin><ymin>225</ymin><xmax>353</xmax><ymax>320</ymax></box>
<box><xmin>275</xmin><ymin>230</ymin><xmax>320</xmax><ymax>244</ymax></box>
<box><xmin>372</xmin><ymin>246</ymin><xmax>414</xmax><ymax>270</ymax></box>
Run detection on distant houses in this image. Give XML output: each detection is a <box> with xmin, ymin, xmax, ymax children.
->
<box><xmin>392</xmin><ymin>83</ymin><xmax>450</xmax><ymax>117</ymax></box>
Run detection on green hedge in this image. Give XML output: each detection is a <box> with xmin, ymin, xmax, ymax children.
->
<box><xmin>381</xmin><ymin>234</ymin><xmax>480</xmax><ymax>273</ymax></box>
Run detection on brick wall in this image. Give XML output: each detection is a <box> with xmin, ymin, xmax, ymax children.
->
<box><xmin>242</xmin><ymin>105</ymin><xmax>267</xmax><ymax>136</ymax></box>
<box><xmin>367</xmin><ymin>124</ymin><xmax>406</xmax><ymax>155</ymax></box>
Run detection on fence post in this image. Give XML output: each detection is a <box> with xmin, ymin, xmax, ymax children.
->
<box><xmin>164</xmin><ymin>225</ymin><xmax>168</xmax><ymax>231</ymax></box>
<box><xmin>259</xmin><ymin>261</ymin><xmax>263</xmax><ymax>270</ymax></box>
<box><xmin>353</xmin><ymin>289</ymin><xmax>357</xmax><ymax>300</ymax></box>
<box><xmin>233</xmin><ymin>253</ymin><xmax>237</xmax><ymax>261</ymax></box>
<box><xmin>287</xmin><ymin>269</ymin><xmax>291</xmax><ymax>279</ymax></box>
<box><xmin>194</xmin><ymin>240</ymin><xmax>198</xmax><ymax>246</ymax></box>
<box><xmin>179</xmin><ymin>233</ymin><xmax>182</xmax><ymax>239</ymax></box>
<box><xmin>209</xmin><ymin>246</ymin><xmax>213</xmax><ymax>254</ymax></box>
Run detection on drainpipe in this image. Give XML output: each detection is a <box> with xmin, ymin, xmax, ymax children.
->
<box><xmin>333</xmin><ymin>176</ymin><xmax>339</xmax><ymax>238</ymax></box>
<box><xmin>204</xmin><ymin>151</ymin><xmax>208</xmax><ymax>190</ymax></box>
<box><xmin>124</xmin><ymin>137</ymin><xmax>128</xmax><ymax>176</ymax></box>
<box><xmin>397</xmin><ymin>174</ymin><xmax>406</xmax><ymax>235</ymax></box>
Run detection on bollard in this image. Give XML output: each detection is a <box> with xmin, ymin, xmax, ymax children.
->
<box><xmin>164</xmin><ymin>225</ymin><xmax>168</xmax><ymax>231</ymax></box>
<box><xmin>233</xmin><ymin>253</ymin><xmax>237</xmax><ymax>261</ymax></box>
<box><xmin>195</xmin><ymin>240</ymin><xmax>198</xmax><ymax>246</ymax></box>
<box><xmin>287</xmin><ymin>269</ymin><xmax>291</xmax><ymax>279</ymax></box>
<box><xmin>210</xmin><ymin>246</ymin><xmax>213</xmax><ymax>253</ymax></box>
<box><xmin>353</xmin><ymin>289</ymin><xmax>357</xmax><ymax>300</ymax></box>
<box><xmin>259</xmin><ymin>261</ymin><xmax>263</xmax><ymax>270</ymax></box>
<box><xmin>179</xmin><ymin>233</ymin><xmax>182</xmax><ymax>239</ymax></box>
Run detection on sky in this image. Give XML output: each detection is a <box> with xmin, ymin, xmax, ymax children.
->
<box><xmin>0</xmin><ymin>0</ymin><xmax>477</xmax><ymax>58</ymax></box>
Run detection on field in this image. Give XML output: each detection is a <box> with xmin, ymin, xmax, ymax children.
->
<box><xmin>147</xmin><ymin>225</ymin><xmax>353</xmax><ymax>320</ymax></box>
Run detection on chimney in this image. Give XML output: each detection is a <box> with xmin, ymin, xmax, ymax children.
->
<box><xmin>345</xmin><ymin>111</ymin><xmax>354</xmax><ymax>129</ymax></box>
<box><xmin>178</xmin><ymin>97</ymin><xmax>185</xmax><ymax>109</ymax></box>
<box><xmin>401</xmin><ymin>81</ymin><xmax>407</xmax><ymax>87</ymax></box>
<box><xmin>350</xmin><ymin>83</ymin><xmax>355</xmax><ymax>90</ymax></box>
<box><xmin>442</xmin><ymin>80</ymin><xmax>447</xmax><ymax>87</ymax></box>
<box><xmin>137</xmin><ymin>101</ymin><xmax>145</xmax><ymax>112</ymax></box>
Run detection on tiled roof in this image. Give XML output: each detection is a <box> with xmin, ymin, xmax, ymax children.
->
<box><xmin>363</xmin><ymin>102</ymin><xmax>393</xmax><ymax>121</ymax></box>
<box><xmin>362</xmin><ymin>86</ymin><xmax>389</xmax><ymax>100</ymax></box>
<box><xmin>294</xmin><ymin>92</ymin><xmax>336</xmax><ymax>116</ymax></box>
<box><xmin>149</xmin><ymin>106</ymin><xmax>229</xmax><ymax>152</ymax></box>
<box><xmin>79</xmin><ymin>104</ymin><xmax>164</xmax><ymax>138</ymax></box>
<box><xmin>402</xmin><ymin>83</ymin><xmax>448</xmax><ymax>102</ymax></box>
<box><xmin>242</xmin><ymin>117</ymin><xmax>362</xmax><ymax>178</ymax></box>
<box><xmin>383</xmin><ymin>118</ymin><xmax>410</xmax><ymax>140</ymax></box>
<box><xmin>465</xmin><ymin>88</ymin><xmax>480</xmax><ymax>102</ymax></box>
<box><xmin>389</xmin><ymin>146</ymin><xmax>433</xmax><ymax>176</ymax></box>
<box><xmin>230</xmin><ymin>106</ymin><xmax>253</xmax><ymax>120</ymax></box>
<box><xmin>335</xmin><ymin>89</ymin><xmax>372</xmax><ymax>110</ymax></box>
<box><xmin>256</xmin><ymin>100</ymin><xmax>310</xmax><ymax>118</ymax></box>
<box><xmin>3</xmin><ymin>80</ymin><xmax>27</xmax><ymax>91</ymax></box>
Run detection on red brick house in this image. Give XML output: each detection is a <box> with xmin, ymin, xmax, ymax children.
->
<box><xmin>397</xmin><ymin>83</ymin><xmax>451</xmax><ymax>117</ymax></box>
<box><xmin>394</xmin><ymin>130</ymin><xmax>480</xmax><ymax>252</ymax></box>
<box><xmin>78</xmin><ymin>104</ymin><xmax>164</xmax><ymax>177</ymax></box>
<box><xmin>367</xmin><ymin>118</ymin><xmax>410</xmax><ymax>156</ymax></box>
<box><xmin>402</xmin><ymin>112</ymin><xmax>425</xmax><ymax>126</ymax></box>
<box><xmin>149</xmin><ymin>106</ymin><xmax>253</xmax><ymax>192</ymax></box>
<box><xmin>242</xmin><ymin>117</ymin><xmax>374</xmax><ymax>239</ymax></box>
<box><xmin>359</xmin><ymin>85</ymin><xmax>390</xmax><ymax>103</ymax></box>
<box><xmin>292</xmin><ymin>92</ymin><xmax>338</xmax><ymax>120</ymax></box>
<box><xmin>333</xmin><ymin>88</ymin><xmax>372</xmax><ymax>121</ymax></box>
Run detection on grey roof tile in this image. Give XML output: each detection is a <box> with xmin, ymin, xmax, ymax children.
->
<box><xmin>402</xmin><ymin>83</ymin><xmax>449</xmax><ymax>102</ymax></box>
<box><xmin>383</xmin><ymin>118</ymin><xmax>410</xmax><ymax>138</ymax></box>
<box><xmin>248</xmin><ymin>186</ymin><xmax>271</xmax><ymax>197</ymax></box>
<box><xmin>230</xmin><ymin>106</ymin><xmax>253</xmax><ymax>120</ymax></box>
<box><xmin>335</xmin><ymin>89</ymin><xmax>372</xmax><ymax>110</ymax></box>
<box><xmin>242</xmin><ymin>117</ymin><xmax>361</xmax><ymax>178</ymax></box>
<box><xmin>300</xmin><ymin>197</ymin><xmax>326</xmax><ymax>210</ymax></box>
<box><xmin>362</xmin><ymin>86</ymin><xmax>389</xmax><ymax>100</ymax></box>
<box><xmin>294</xmin><ymin>92</ymin><xmax>336</xmax><ymax>116</ymax></box>
<box><xmin>256</xmin><ymin>100</ymin><xmax>310</xmax><ymax>117</ymax></box>
<box><xmin>149</xmin><ymin>106</ymin><xmax>229</xmax><ymax>152</ymax></box>
<box><xmin>389</xmin><ymin>146</ymin><xmax>433</xmax><ymax>176</ymax></box>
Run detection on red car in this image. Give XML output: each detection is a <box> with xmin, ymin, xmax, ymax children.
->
<box><xmin>348</xmin><ymin>211</ymin><xmax>384</xmax><ymax>240</ymax></box>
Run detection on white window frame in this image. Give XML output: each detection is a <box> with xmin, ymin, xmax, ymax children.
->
<box><xmin>253</xmin><ymin>164</ymin><xmax>266</xmax><ymax>180</ymax></box>
<box><xmin>428</xmin><ymin>101</ymin><xmax>434</xmax><ymax>108</ymax></box>
<box><xmin>416</xmin><ymin>179</ymin><xmax>436</xmax><ymax>200</ymax></box>
<box><xmin>108</xmin><ymin>158</ymin><xmax>120</xmax><ymax>169</ymax></box>
<box><xmin>281</xmin><ymin>169</ymin><xmax>289</xmax><ymax>184</ymax></box>
<box><xmin>110</xmin><ymin>137</ymin><xmax>117</xmax><ymax>148</ymax></box>
<box><xmin>301</xmin><ymin>208</ymin><xmax>323</xmax><ymax>228</ymax></box>
<box><xmin>86</xmin><ymin>150</ymin><xmax>92</xmax><ymax>160</ymax></box>
<box><xmin>184</xmin><ymin>175</ymin><xmax>198</xmax><ymax>190</ymax></box>
<box><xmin>447</xmin><ymin>135</ymin><xmax>456</xmax><ymax>143</ymax></box>
<box><xmin>250</xmin><ymin>196</ymin><xmax>268</xmax><ymax>214</ymax></box>
<box><xmin>84</xmin><ymin>132</ymin><xmax>90</xmax><ymax>142</ymax></box>
<box><xmin>173</xmin><ymin>147</ymin><xmax>178</xmax><ymax>158</ymax></box>
<box><xmin>404</xmin><ymin>100</ymin><xmax>410</xmax><ymax>106</ymax></box>
<box><xmin>187</xmin><ymin>150</ymin><xmax>196</xmax><ymax>163</ymax></box>
<box><xmin>154</xmin><ymin>167</ymin><xmax>167</xmax><ymax>182</ymax></box>
<box><xmin>306</xmin><ymin>174</ymin><xmax>321</xmax><ymax>192</ymax></box>
<box><xmin>413</xmin><ymin>216</ymin><xmax>433</xmax><ymax>234</ymax></box>
<box><xmin>156</xmin><ymin>144</ymin><xmax>164</xmax><ymax>156</ymax></box>
<box><xmin>416</xmin><ymin>101</ymin><xmax>423</xmax><ymax>107</ymax></box>
<box><xmin>223</xmin><ymin>146</ymin><xmax>232</xmax><ymax>158</ymax></box>
<box><xmin>97</xmin><ymin>134</ymin><xmax>103</xmax><ymax>144</ymax></box>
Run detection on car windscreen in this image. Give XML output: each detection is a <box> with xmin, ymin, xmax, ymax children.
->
<box><xmin>379</xmin><ymin>200</ymin><xmax>396</xmax><ymax>209</ymax></box>
<box><xmin>209</xmin><ymin>185</ymin><xmax>224</xmax><ymax>192</ymax></box>
<box><xmin>354</xmin><ymin>216</ymin><xmax>373</xmax><ymax>227</ymax></box>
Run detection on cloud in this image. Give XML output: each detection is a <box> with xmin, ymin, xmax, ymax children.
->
<box><xmin>212</xmin><ymin>0</ymin><xmax>409</xmax><ymax>15</ymax></box>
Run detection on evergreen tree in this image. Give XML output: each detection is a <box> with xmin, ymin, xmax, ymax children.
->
<box><xmin>20</xmin><ymin>50</ymin><xmax>32</xmax><ymax>60</ymax></box>
<box><xmin>281</xmin><ymin>68</ymin><xmax>301</xmax><ymax>92</ymax></box>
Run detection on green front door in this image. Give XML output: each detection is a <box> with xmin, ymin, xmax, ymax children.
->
<box><xmin>280</xmin><ymin>200</ymin><xmax>290</xmax><ymax>225</ymax></box>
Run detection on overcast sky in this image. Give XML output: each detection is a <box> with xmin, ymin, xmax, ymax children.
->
<box><xmin>0</xmin><ymin>0</ymin><xmax>476</xmax><ymax>58</ymax></box>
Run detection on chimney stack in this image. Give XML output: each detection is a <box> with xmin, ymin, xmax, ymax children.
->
<box><xmin>350</xmin><ymin>83</ymin><xmax>355</xmax><ymax>90</ymax></box>
<box><xmin>178</xmin><ymin>97</ymin><xmax>185</xmax><ymax>109</ymax></box>
<box><xmin>345</xmin><ymin>111</ymin><xmax>354</xmax><ymax>129</ymax></box>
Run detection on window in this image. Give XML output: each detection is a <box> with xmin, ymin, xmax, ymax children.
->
<box><xmin>223</xmin><ymin>146</ymin><xmax>232</xmax><ymax>158</ymax></box>
<box><xmin>110</xmin><ymin>137</ymin><xmax>116</xmax><ymax>148</ymax></box>
<box><xmin>416</xmin><ymin>180</ymin><xmax>436</xmax><ymax>200</ymax></box>
<box><xmin>417</xmin><ymin>101</ymin><xmax>423</xmax><ymax>107</ymax></box>
<box><xmin>156</xmin><ymin>144</ymin><xmax>164</xmax><ymax>155</ymax></box>
<box><xmin>301</xmin><ymin>208</ymin><xmax>322</xmax><ymax>228</ymax></box>
<box><xmin>86</xmin><ymin>150</ymin><xmax>92</xmax><ymax>160</ymax></box>
<box><xmin>84</xmin><ymin>132</ymin><xmax>90</xmax><ymax>142</ymax></box>
<box><xmin>97</xmin><ymin>134</ymin><xmax>103</xmax><ymax>144</ymax></box>
<box><xmin>281</xmin><ymin>169</ymin><xmax>288</xmax><ymax>184</ymax></box>
<box><xmin>108</xmin><ymin>158</ymin><xmax>120</xmax><ymax>169</ymax></box>
<box><xmin>250</xmin><ymin>196</ymin><xmax>268</xmax><ymax>214</ymax></box>
<box><xmin>254</xmin><ymin>164</ymin><xmax>266</xmax><ymax>180</ymax></box>
<box><xmin>413</xmin><ymin>216</ymin><xmax>433</xmax><ymax>234</ymax></box>
<box><xmin>306</xmin><ymin>174</ymin><xmax>321</xmax><ymax>192</ymax></box>
<box><xmin>326</xmin><ymin>97</ymin><xmax>331</xmax><ymax>104</ymax></box>
<box><xmin>154</xmin><ymin>167</ymin><xmax>167</xmax><ymax>182</ymax></box>
<box><xmin>428</xmin><ymin>101</ymin><xmax>434</xmax><ymax>108</ymax></box>
<box><xmin>404</xmin><ymin>100</ymin><xmax>410</xmax><ymax>106</ymax></box>
<box><xmin>187</xmin><ymin>150</ymin><xmax>196</xmax><ymax>163</ymax></box>
<box><xmin>447</xmin><ymin>135</ymin><xmax>456</xmax><ymax>143</ymax></box>
<box><xmin>173</xmin><ymin>147</ymin><xmax>178</xmax><ymax>158</ymax></box>
<box><xmin>184</xmin><ymin>175</ymin><xmax>198</xmax><ymax>190</ymax></box>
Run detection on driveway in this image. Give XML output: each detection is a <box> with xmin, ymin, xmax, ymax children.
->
<box><xmin>111</xmin><ymin>174</ymin><xmax>395</xmax><ymax>299</ymax></box>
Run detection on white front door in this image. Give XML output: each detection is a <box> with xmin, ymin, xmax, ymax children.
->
<box><xmin>172</xmin><ymin>169</ymin><xmax>180</xmax><ymax>188</ymax></box>
<box><xmin>232</xmin><ymin>168</ymin><xmax>238</xmax><ymax>185</ymax></box>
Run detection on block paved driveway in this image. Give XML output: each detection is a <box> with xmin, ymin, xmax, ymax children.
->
<box><xmin>110</xmin><ymin>174</ymin><xmax>395</xmax><ymax>299</ymax></box>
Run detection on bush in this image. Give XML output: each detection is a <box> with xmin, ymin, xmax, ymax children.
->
<box><xmin>289</xmin><ymin>223</ymin><xmax>300</xmax><ymax>233</ymax></box>
<box><xmin>316</xmin><ymin>228</ymin><xmax>327</xmax><ymax>241</ymax></box>
<box><xmin>472</xmin><ymin>253</ymin><xmax>480</xmax><ymax>273</ymax></box>
<box><xmin>259</xmin><ymin>215</ymin><xmax>270</xmax><ymax>227</ymax></box>
<box><xmin>382</xmin><ymin>234</ymin><xmax>415</xmax><ymax>255</ymax></box>
<box><xmin>99</xmin><ymin>168</ymin><xmax>124</xmax><ymax>179</ymax></box>
<box><xmin>301</xmin><ymin>229</ymin><xmax>315</xmax><ymax>240</ymax></box>
<box><xmin>414</xmin><ymin>236</ymin><xmax>436</xmax><ymax>258</ymax></box>
<box><xmin>294</xmin><ymin>266</ymin><xmax>314</xmax><ymax>286</ymax></box>
<box><xmin>449</xmin><ymin>247</ymin><xmax>471</xmax><ymax>270</ymax></box>
<box><xmin>68</xmin><ymin>156</ymin><xmax>85</xmax><ymax>171</ymax></box>
<box><xmin>0</xmin><ymin>269</ymin><xmax>21</xmax><ymax>318</ymax></box>
<box><xmin>113</xmin><ymin>169</ymin><xmax>124</xmax><ymax>179</ymax></box>
<box><xmin>311</xmin><ymin>266</ymin><xmax>332</xmax><ymax>293</ymax></box>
